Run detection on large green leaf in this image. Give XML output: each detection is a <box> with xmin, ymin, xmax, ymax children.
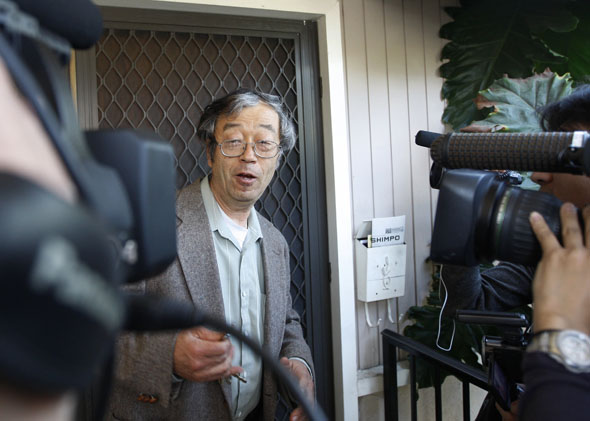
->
<box><xmin>534</xmin><ymin>2</ymin><xmax>590</xmax><ymax>80</ymax></box>
<box><xmin>462</xmin><ymin>70</ymin><xmax>574</xmax><ymax>132</ymax></box>
<box><xmin>440</xmin><ymin>0</ymin><xmax>576</xmax><ymax>130</ymax></box>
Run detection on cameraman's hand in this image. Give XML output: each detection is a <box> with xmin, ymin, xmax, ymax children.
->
<box><xmin>496</xmin><ymin>400</ymin><xmax>519</xmax><ymax>421</ymax></box>
<box><xmin>529</xmin><ymin>204</ymin><xmax>590</xmax><ymax>334</ymax></box>
<box><xmin>173</xmin><ymin>327</ymin><xmax>242</xmax><ymax>382</ymax></box>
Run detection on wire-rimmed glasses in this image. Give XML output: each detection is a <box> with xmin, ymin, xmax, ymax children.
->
<box><xmin>217</xmin><ymin>139</ymin><xmax>281</xmax><ymax>159</ymax></box>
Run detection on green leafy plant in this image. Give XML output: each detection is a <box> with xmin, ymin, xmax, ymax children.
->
<box><xmin>463</xmin><ymin>70</ymin><xmax>574</xmax><ymax>132</ymax></box>
<box><xmin>440</xmin><ymin>0</ymin><xmax>588</xmax><ymax>130</ymax></box>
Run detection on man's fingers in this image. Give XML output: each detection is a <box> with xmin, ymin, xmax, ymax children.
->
<box><xmin>192</xmin><ymin>326</ymin><xmax>226</xmax><ymax>341</ymax></box>
<box><xmin>530</xmin><ymin>211</ymin><xmax>560</xmax><ymax>252</ymax></box>
<box><xmin>560</xmin><ymin>203</ymin><xmax>584</xmax><ymax>249</ymax></box>
<box><xmin>192</xmin><ymin>339</ymin><xmax>232</xmax><ymax>359</ymax></box>
<box><xmin>289</xmin><ymin>406</ymin><xmax>306</xmax><ymax>421</ymax></box>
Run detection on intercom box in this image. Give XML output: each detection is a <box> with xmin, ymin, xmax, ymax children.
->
<box><xmin>355</xmin><ymin>220</ymin><xmax>406</xmax><ymax>302</ymax></box>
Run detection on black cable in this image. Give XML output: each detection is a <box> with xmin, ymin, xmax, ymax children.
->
<box><xmin>123</xmin><ymin>294</ymin><xmax>328</xmax><ymax>421</ymax></box>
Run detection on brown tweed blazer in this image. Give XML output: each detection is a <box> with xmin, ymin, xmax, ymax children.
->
<box><xmin>107</xmin><ymin>180</ymin><xmax>313</xmax><ymax>420</ymax></box>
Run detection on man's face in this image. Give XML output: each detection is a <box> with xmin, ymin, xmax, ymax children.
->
<box><xmin>207</xmin><ymin>103</ymin><xmax>280</xmax><ymax>213</ymax></box>
<box><xmin>531</xmin><ymin>122</ymin><xmax>590</xmax><ymax>208</ymax></box>
<box><xmin>531</xmin><ymin>172</ymin><xmax>590</xmax><ymax>208</ymax></box>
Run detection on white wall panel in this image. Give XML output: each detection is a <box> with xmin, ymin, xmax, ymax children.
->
<box><xmin>346</xmin><ymin>0</ymin><xmax>443</xmax><ymax>372</ymax></box>
<box><xmin>342</xmin><ymin>0</ymin><xmax>380</xmax><ymax>369</ymax></box>
<box><xmin>385</xmin><ymin>0</ymin><xmax>415</xmax><ymax>338</ymax></box>
<box><xmin>364</xmin><ymin>0</ymin><xmax>397</xmax><ymax>359</ymax></box>
<box><xmin>343</xmin><ymin>0</ymin><xmax>482</xmax><ymax>418</ymax></box>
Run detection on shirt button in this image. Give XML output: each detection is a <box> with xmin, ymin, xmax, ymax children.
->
<box><xmin>241</xmin><ymin>291</ymin><xmax>247</xmax><ymax>297</ymax></box>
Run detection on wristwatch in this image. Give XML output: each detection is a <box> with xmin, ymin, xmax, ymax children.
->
<box><xmin>527</xmin><ymin>330</ymin><xmax>590</xmax><ymax>373</ymax></box>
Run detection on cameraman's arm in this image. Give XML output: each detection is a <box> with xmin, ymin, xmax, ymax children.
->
<box><xmin>519</xmin><ymin>204</ymin><xmax>590</xmax><ymax>420</ymax></box>
<box><xmin>441</xmin><ymin>263</ymin><xmax>534</xmax><ymax>317</ymax></box>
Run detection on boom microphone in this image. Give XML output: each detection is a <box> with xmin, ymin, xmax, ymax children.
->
<box><xmin>415</xmin><ymin>130</ymin><xmax>590</xmax><ymax>176</ymax></box>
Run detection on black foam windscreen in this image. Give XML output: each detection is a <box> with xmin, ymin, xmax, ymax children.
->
<box><xmin>423</xmin><ymin>131</ymin><xmax>590</xmax><ymax>175</ymax></box>
<box><xmin>12</xmin><ymin>0</ymin><xmax>103</xmax><ymax>49</ymax></box>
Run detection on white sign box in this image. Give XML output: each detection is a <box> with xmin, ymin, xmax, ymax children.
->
<box><xmin>355</xmin><ymin>219</ymin><xmax>406</xmax><ymax>302</ymax></box>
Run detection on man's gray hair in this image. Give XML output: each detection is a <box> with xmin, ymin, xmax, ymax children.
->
<box><xmin>197</xmin><ymin>89</ymin><xmax>296</xmax><ymax>161</ymax></box>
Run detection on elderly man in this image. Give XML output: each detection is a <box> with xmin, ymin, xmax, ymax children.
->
<box><xmin>109</xmin><ymin>89</ymin><xmax>315</xmax><ymax>421</ymax></box>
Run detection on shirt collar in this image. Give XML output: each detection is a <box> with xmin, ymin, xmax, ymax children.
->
<box><xmin>200</xmin><ymin>177</ymin><xmax>263</xmax><ymax>241</ymax></box>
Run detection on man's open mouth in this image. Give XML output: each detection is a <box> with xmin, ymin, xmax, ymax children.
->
<box><xmin>236</xmin><ymin>172</ymin><xmax>257</xmax><ymax>182</ymax></box>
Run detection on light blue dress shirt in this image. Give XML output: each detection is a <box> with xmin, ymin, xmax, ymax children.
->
<box><xmin>201</xmin><ymin>177</ymin><xmax>265</xmax><ymax>420</ymax></box>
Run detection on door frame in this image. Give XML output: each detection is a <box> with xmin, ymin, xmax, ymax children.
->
<box><xmin>74</xmin><ymin>7</ymin><xmax>334</xmax><ymax>418</ymax></box>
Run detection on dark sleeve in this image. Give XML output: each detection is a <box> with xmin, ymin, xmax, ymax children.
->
<box><xmin>520</xmin><ymin>352</ymin><xmax>590</xmax><ymax>420</ymax></box>
<box><xmin>440</xmin><ymin>262</ymin><xmax>535</xmax><ymax>317</ymax></box>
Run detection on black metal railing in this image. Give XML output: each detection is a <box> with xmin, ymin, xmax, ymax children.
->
<box><xmin>382</xmin><ymin>329</ymin><xmax>489</xmax><ymax>421</ymax></box>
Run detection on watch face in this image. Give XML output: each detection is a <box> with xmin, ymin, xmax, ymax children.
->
<box><xmin>559</xmin><ymin>332</ymin><xmax>590</xmax><ymax>367</ymax></box>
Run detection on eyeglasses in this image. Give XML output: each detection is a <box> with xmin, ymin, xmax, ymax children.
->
<box><xmin>217</xmin><ymin>139</ymin><xmax>281</xmax><ymax>159</ymax></box>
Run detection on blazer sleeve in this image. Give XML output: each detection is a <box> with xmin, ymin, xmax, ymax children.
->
<box><xmin>276</xmin><ymin>238</ymin><xmax>315</xmax><ymax>380</ymax></box>
<box><xmin>113</xmin><ymin>261</ymin><xmax>185</xmax><ymax>409</ymax></box>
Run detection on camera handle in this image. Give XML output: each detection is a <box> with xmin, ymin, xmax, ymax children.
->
<box><xmin>455</xmin><ymin>309</ymin><xmax>530</xmax><ymax>347</ymax></box>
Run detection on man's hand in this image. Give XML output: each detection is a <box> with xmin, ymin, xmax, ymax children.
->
<box><xmin>529</xmin><ymin>204</ymin><xmax>590</xmax><ymax>333</ymax></box>
<box><xmin>173</xmin><ymin>327</ymin><xmax>242</xmax><ymax>382</ymax></box>
<box><xmin>496</xmin><ymin>400</ymin><xmax>519</xmax><ymax>421</ymax></box>
<box><xmin>280</xmin><ymin>357</ymin><xmax>315</xmax><ymax>421</ymax></box>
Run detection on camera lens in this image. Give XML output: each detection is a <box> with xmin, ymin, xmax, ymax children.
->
<box><xmin>476</xmin><ymin>183</ymin><xmax>563</xmax><ymax>265</ymax></box>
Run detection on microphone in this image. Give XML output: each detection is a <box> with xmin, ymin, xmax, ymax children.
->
<box><xmin>12</xmin><ymin>0</ymin><xmax>103</xmax><ymax>49</ymax></box>
<box><xmin>416</xmin><ymin>130</ymin><xmax>590</xmax><ymax>175</ymax></box>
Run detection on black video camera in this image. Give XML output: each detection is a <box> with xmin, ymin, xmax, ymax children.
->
<box><xmin>416</xmin><ymin>130</ymin><xmax>590</xmax><ymax>266</ymax></box>
<box><xmin>0</xmin><ymin>0</ymin><xmax>177</xmax><ymax>284</ymax></box>
<box><xmin>455</xmin><ymin>310</ymin><xmax>530</xmax><ymax>412</ymax></box>
<box><xmin>0</xmin><ymin>0</ymin><xmax>176</xmax><ymax>395</ymax></box>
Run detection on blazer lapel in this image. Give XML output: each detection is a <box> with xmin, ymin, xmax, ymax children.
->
<box><xmin>176</xmin><ymin>181</ymin><xmax>232</xmax><ymax>404</ymax></box>
<box><xmin>260</xmin><ymin>229</ymin><xmax>285</xmax><ymax>358</ymax></box>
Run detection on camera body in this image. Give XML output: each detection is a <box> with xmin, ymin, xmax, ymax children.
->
<box><xmin>431</xmin><ymin>167</ymin><xmax>563</xmax><ymax>266</ymax></box>
<box><xmin>416</xmin><ymin>130</ymin><xmax>589</xmax><ymax>265</ymax></box>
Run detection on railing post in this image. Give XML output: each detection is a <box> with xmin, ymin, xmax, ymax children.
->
<box><xmin>434</xmin><ymin>366</ymin><xmax>442</xmax><ymax>421</ymax></box>
<box><xmin>410</xmin><ymin>355</ymin><xmax>417</xmax><ymax>421</ymax></box>
<box><xmin>462</xmin><ymin>380</ymin><xmax>470</xmax><ymax>420</ymax></box>
<box><xmin>382</xmin><ymin>329</ymin><xmax>489</xmax><ymax>421</ymax></box>
<box><xmin>383</xmin><ymin>337</ymin><xmax>398</xmax><ymax>420</ymax></box>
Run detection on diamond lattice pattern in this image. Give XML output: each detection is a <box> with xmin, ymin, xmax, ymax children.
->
<box><xmin>95</xmin><ymin>29</ymin><xmax>307</xmax><ymax>341</ymax></box>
